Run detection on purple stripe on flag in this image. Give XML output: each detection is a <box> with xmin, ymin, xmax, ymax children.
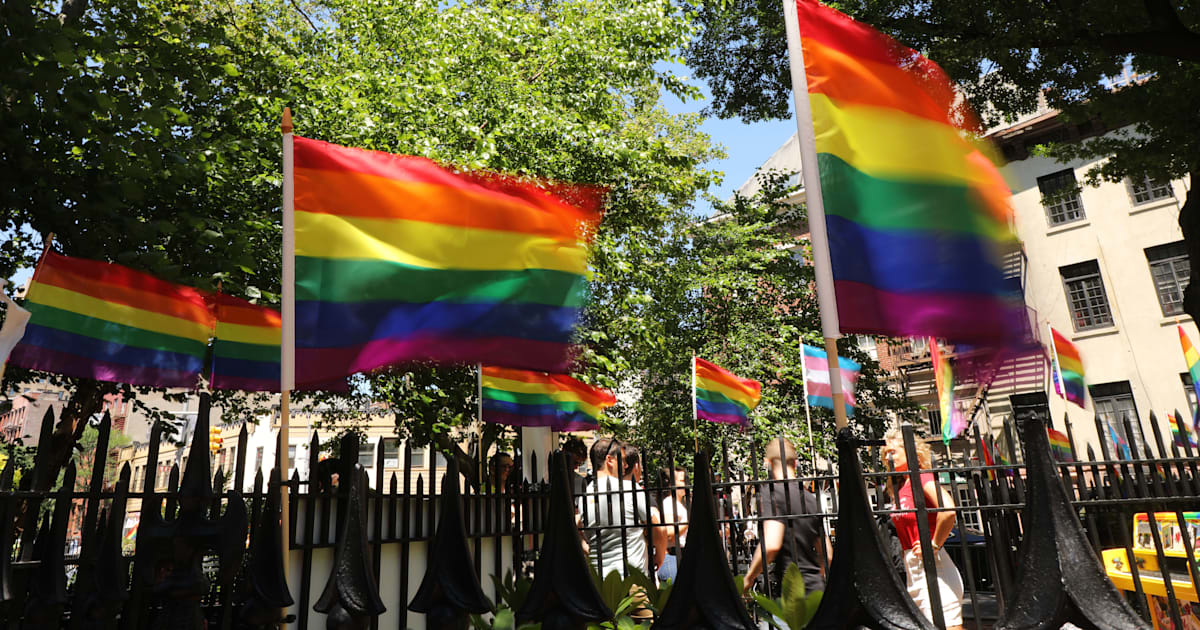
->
<box><xmin>697</xmin><ymin>410</ymin><xmax>748</xmax><ymax>426</ymax></box>
<box><xmin>834</xmin><ymin>280</ymin><xmax>1025</xmax><ymax>343</ymax></box>
<box><xmin>10</xmin><ymin>344</ymin><xmax>199</xmax><ymax>388</ymax></box>
<box><xmin>297</xmin><ymin>335</ymin><xmax>572</xmax><ymax>384</ymax></box>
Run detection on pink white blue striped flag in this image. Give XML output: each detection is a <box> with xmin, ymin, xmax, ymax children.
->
<box><xmin>802</xmin><ymin>343</ymin><xmax>861</xmax><ymax>417</ymax></box>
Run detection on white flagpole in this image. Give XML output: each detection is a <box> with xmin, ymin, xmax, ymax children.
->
<box><xmin>692</xmin><ymin>355</ymin><xmax>699</xmax><ymax>452</ymax></box>
<box><xmin>799</xmin><ymin>342</ymin><xmax>817</xmax><ymax>471</ymax></box>
<box><xmin>781</xmin><ymin>0</ymin><xmax>849</xmax><ymax>430</ymax></box>
<box><xmin>279</xmin><ymin>107</ymin><xmax>295</xmax><ymax>625</ymax></box>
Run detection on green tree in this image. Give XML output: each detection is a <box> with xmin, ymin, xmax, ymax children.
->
<box><xmin>682</xmin><ymin>0</ymin><xmax>1200</xmax><ymax>321</ymax></box>
<box><xmin>589</xmin><ymin>173</ymin><xmax>918</xmax><ymax>471</ymax></box>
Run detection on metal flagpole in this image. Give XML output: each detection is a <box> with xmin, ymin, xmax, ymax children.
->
<box><xmin>781</xmin><ymin>0</ymin><xmax>849</xmax><ymax>430</ymax></box>
<box><xmin>692</xmin><ymin>355</ymin><xmax>699</xmax><ymax>451</ymax></box>
<box><xmin>279</xmin><ymin>107</ymin><xmax>295</xmax><ymax>627</ymax></box>
<box><xmin>800</xmin><ymin>342</ymin><xmax>817</xmax><ymax>471</ymax></box>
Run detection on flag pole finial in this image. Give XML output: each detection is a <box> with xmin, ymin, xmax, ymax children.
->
<box><xmin>281</xmin><ymin>107</ymin><xmax>293</xmax><ymax>134</ymax></box>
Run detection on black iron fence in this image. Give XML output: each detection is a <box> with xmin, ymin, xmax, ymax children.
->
<box><xmin>2</xmin><ymin>391</ymin><xmax>1199</xmax><ymax>629</ymax></box>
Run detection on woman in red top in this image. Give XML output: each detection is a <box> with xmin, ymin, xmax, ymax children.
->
<box><xmin>881</xmin><ymin>428</ymin><xmax>965</xmax><ymax>630</ymax></box>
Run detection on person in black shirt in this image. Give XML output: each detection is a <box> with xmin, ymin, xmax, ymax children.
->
<box><xmin>742</xmin><ymin>437</ymin><xmax>831</xmax><ymax>597</ymax></box>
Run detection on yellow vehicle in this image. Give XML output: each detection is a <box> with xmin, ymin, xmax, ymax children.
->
<box><xmin>1104</xmin><ymin>512</ymin><xmax>1200</xmax><ymax>630</ymax></box>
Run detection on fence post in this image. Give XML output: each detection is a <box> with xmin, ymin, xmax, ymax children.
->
<box><xmin>993</xmin><ymin>392</ymin><xmax>1145</xmax><ymax>630</ymax></box>
<box><xmin>408</xmin><ymin>454</ymin><xmax>490</xmax><ymax>629</ymax></box>
<box><xmin>517</xmin><ymin>450</ymin><xmax>610</xmax><ymax>629</ymax></box>
<box><xmin>315</xmin><ymin>467</ymin><xmax>387</xmax><ymax>629</ymax></box>
<box><xmin>807</xmin><ymin>429</ymin><xmax>932</xmax><ymax>630</ymax></box>
<box><xmin>652</xmin><ymin>450</ymin><xmax>755</xmax><ymax>630</ymax></box>
<box><xmin>239</xmin><ymin>467</ymin><xmax>296</xmax><ymax>628</ymax></box>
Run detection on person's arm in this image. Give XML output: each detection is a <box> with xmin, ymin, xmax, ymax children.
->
<box><xmin>650</xmin><ymin>507</ymin><xmax>667</xmax><ymax>570</ymax></box>
<box><xmin>912</xmin><ymin>479</ymin><xmax>956</xmax><ymax>559</ymax></box>
<box><xmin>742</xmin><ymin>519</ymin><xmax>785</xmax><ymax>593</ymax></box>
<box><xmin>816</xmin><ymin>530</ymin><xmax>833</xmax><ymax>577</ymax></box>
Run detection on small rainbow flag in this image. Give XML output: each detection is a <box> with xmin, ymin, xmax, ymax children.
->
<box><xmin>123</xmin><ymin>522</ymin><xmax>137</xmax><ymax>543</ymax></box>
<box><xmin>1170</xmin><ymin>412</ymin><xmax>1198</xmax><ymax>448</ymax></box>
<box><xmin>292</xmin><ymin>137</ymin><xmax>605</xmax><ymax>384</ymax></box>
<box><xmin>694</xmin><ymin>358</ymin><xmax>762</xmax><ymax>426</ymax></box>
<box><xmin>978</xmin><ymin>435</ymin><xmax>997</xmax><ymax>481</ymax></box>
<box><xmin>1049</xmin><ymin>327</ymin><xmax>1086</xmax><ymax>408</ymax></box>
<box><xmin>10</xmin><ymin>253</ymin><xmax>213</xmax><ymax>387</ymax></box>
<box><xmin>1047</xmin><ymin>428</ymin><xmax>1073</xmax><ymax>462</ymax></box>
<box><xmin>1106</xmin><ymin>420</ymin><xmax>1132</xmax><ymax>460</ymax></box>
<box><xmin>210</xmin><ymin>294</ymin><xmax>281</xmax><ymax>392</ymax></box>
<box><xmin>794</xmin><ymin>0</ymin><xmax>1023</xmax><ymax>343</ymax></box>
<box><xmin>1178</xmin><ymin>326</ymin><xmax>1200</xmax><ymax>436</ymax></box>
<box><xmin>930</xmin><ymin>338</ymin><xmax>964</xmax><ymax>443</ymax></box>
<box><xmin>480</xmin><ymin>366</ymin><xmax>616</xmax><ymax>431</ymax></box>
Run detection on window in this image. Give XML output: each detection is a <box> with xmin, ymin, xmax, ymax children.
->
<box><xmin>1183</xmin><ymin>373</ymin><xmax>1197</xmax><ymax>417</ymax></box>
<box><xmin>1146</xmin><ymin>241</ymin><xmax>1189</xmax><ymax>317</ymax></box>
<box><xmin>410</xmin><ymin>449</ymin><xmax>426</xmax><ymax>469</ymax></box>
<box><xmin>1038</xmin><ymin>169</ymin><xmax>1085</xmax><ymax>226</ymax></box>
<box><xmin>435</xmin><ymin>451</ymin><xmax>448</xmax><ymax>468</ymax></box>
<box><xmin>1091</xmin><ymin>382</ymin><xmax>1142</xmax><ymax>456</ymax></box>
<box><xmin>255</xmin><ymin>447</ymin><xmax>264</xmax><ymax>473</ymax></box>
<box><xmin>358</xmin><ymin>441</ymin><xmax>376</xmax><ymax>467</ymax></box>
<box><xmin>228</xmin><ymin>446</ymin><xmax>237</xmax><ymax>472</ymax></box>
<box><xmin>954</xmin><ymin>485</ymin><xmax>982</xmax><ymax>530</ymax></box>
<box><xmin>287</xmin><ymin>446</ymin><xmax>297</xmax><ymax>467</ymax></box>
<box><xmin>383</xmin><ymin>439</ymin><xmax>400</xmax><ymax>468</ymax></box>
<box><xmin>925</xmin><ymin>409</ymin><xmax>942</xmax><ymax>436</ymax></box>
<box><xmin>1128</xmin><ymin>175</ymin><xmax>1173</xmax><ymax>205</ymax></box>
<box><xmin>1060</xmin><ymin>261</ymin><xmax>1113</xmax><ymax>331</ymax></box>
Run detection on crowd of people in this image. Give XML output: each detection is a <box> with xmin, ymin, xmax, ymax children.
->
<box><xmin>482</xmin><ymin>430</ymin><xmax>967</xmax><ymax>630</ymax></box>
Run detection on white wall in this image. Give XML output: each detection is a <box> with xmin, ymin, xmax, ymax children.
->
<box><xmin>1005</xmin><ymin>147</ymin><xmax>1193</xmax><ymax>455</ymax></box>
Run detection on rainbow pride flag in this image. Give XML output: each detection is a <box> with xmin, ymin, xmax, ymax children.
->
<box><xmin>978</xmin><ymin>435</ymin><xmax>997</xmax><ymax>481</ymax></box>
<box><xmin>1049</xmin><ymin>327</ymin><xmax>1086</xmax><ymax>408</ymax></box>
<box><xmin>292</xmin><ymin>137</ymin><xmax>605</xmax><ymax>384</ymax></box>
<box><xmin>1170</xmin><ymin>412</ymin><xmax>1198</xmax><ymax>448</ymax></box>
<box><xmin>1047</xmin><ymin>428</ymin><xmax>1073</xmax><ymax>462</ymax></box>
<box><xmin>794</xmin><ymin>0</ymin><xmax>1023</xmax><ymax>343</ymax></box>
<box><xmin>210</xmin><ymin>294</ymin><xmax>281</xmax><ymax>392</ymax></box>
<box><xmin>9</xmin><ymin>253</ymin><xmax>213</xmax><ymax>387</ymax></box>
<box><xmin>694</xmin><ymin>358</ymin><xmax>762</xmax><ymax>426</ymax></box>
<box><xmin>480</xmin><ymin>366</ymin><xmax>615</xmax><ymax>431</ymax></box>
<box><xmin>930</xmin><ymin>338</ymin><xmax>964</xmax><ymax>443</ymax></box>
<box><xmin>1178</xmin><ymin>326</ymin><xmax>1200</xmax><ymax>435</ymax></box>
<box><xmin>1106</xmin><ymin>420</ymin><xmax>1132</xmax><ymax>460</ymax></box>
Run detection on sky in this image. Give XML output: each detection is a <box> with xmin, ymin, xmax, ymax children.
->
<box><xmin>657</xmin><ymin>64</ymin><xmax>798</xmax><ymax>216</ymax></box>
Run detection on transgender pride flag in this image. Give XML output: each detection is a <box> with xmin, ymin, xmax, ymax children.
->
<box><xmin>802</xmin><ymin>343</ymin><xmax>861</xmax><ymax>417</ymax></box>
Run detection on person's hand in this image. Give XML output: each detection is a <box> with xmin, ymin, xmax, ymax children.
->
<box><xmin>911</xmin><ymin>541</ymin><xmax>923</xmax><ymax>560</ymax></box>
<box><xmin>742</xmin><ymin>575</ymin><xmax>755</xmax><ymax>597</ymax></box>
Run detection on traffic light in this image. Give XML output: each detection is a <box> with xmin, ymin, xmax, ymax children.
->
<box><xmin>209</xmin><ymin>426</ymin><xmax>222</xmax><ymax>454</ymax></box>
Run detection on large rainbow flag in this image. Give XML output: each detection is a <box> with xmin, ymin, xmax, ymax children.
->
<box><xmin>1047</xmin><ymin>428</ymin><xmax>1073</xmax><ymax>462</ymax></box>
<box><xmin>1049</xmin><ymin>326</ymin><xmax>1086</xmax><ymax>408</ymax></box>
<box><xmin>794</xmin><ymin>0</ymin><xmax>1023</xmax><ymax>343</ymax></box>
<box><xmin>694</xmin><ymin>358</ymin><xmax>762</xmax><ymax>426</ymax></box>
<box><xmin>292</xmin><ymin>137</ymin><xmax>604</xmax><ymax>384</ymax></box>
<box><xmin>9</xmin><ymin>253</ymin><xmax>213</xmax><ymax>387</ymax></box>
<box><xmin>210</xmin><ymin>294</ymin><xmax>281</xmax><ymax>392</ymax></box>
<box><xmin>480</xmin><ymin>366</ymin><xmax>616</xmax><ymax>431</ymax></box>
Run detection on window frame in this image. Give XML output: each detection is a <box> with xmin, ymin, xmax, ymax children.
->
<box><xmin>1127</xmin><ymin>175</ymin><xmax>1174</xmax><ymax>206</ymax></box>
<box><xmin>358</xmin><ymin>441</ymin><xmax>377</xmax><ymax>468</ymax></box>
<box><xmin>1060</xmin><ymin>260</ymin><xmax>1114</xmax><ymax>331</ymax></box>
<box><xmin>1145</xmin><ymin>241</ymin><xmax>1189</xmax><ymax>317</ymax></box>
<box><xmin>1038</xmin><ymin>169</ymin><xmax>1086</xmax><ymax>227</ymax></box>
<box><xmin>1090</xmin><ymin>382</ymin><xmax>1143</xmax><ymax>456</ymax></box>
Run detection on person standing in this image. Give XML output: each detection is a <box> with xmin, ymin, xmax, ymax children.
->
<box><xmin>579</xmin><ymin>439</ymin><xmax>653</xmax><ymax>578</ymax></box>
<box><xmin>742</xmin><ymin>437</ymin><xmax>830</xmax><ymax>597</ymax></box>
<box><xmin>656</xmin><ymin>466</ymin><xmax>689</xmax><ymax>583</ymax></box>
<box><xmin>881</xmin><ymin>428</ymin><xmax>965</xmax><ymax>630</ymax></box>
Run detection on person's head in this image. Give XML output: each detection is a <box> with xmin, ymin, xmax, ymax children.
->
<box><xmin>621</xmin><ymin>444</ymin><xmax>642</xmax><ymax>482</ymax></box>
<box><xmin>490</xmin><ymin>452</ymin><xmax>514</xmax><ymax>484</ymax></box>
<box><xmin>881</xmin><ymin>427</ymin><xmax>932</xmax><ymax>472</ymax></box>
<box><xmin>763</xmin><ymin>436</ymin><xmax>797</xmax><ymax>480</ymax></box>
<box><xmin>563</xmin><ymin>436</ymin><xmax>588</xmax><ymax>471</ymax></box>
<box><xmin>590</xmin><ymin>437</ymin><xmax>614</xmax><ymax>476</ymax></box>
<box><xmin>660</xmin><ymin>466</ymin><xmax>687</xmax><ymax>501</ymax></box>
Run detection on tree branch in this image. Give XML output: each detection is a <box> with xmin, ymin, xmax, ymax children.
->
<box><xmin>288</xmin><ymin>0</ymin><xmax>317</xmax><ymax>31</ymax></box>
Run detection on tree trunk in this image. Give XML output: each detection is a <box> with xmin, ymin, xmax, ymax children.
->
<box><xmin>31</xmin><ymin>379</ymin><xmax>110</xmax><ymax>492</ymax></box>
<box><xmin>1180</xmin><ymin>171</ymin><xmax>1200</xmax><ymax>324</ymax></box>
